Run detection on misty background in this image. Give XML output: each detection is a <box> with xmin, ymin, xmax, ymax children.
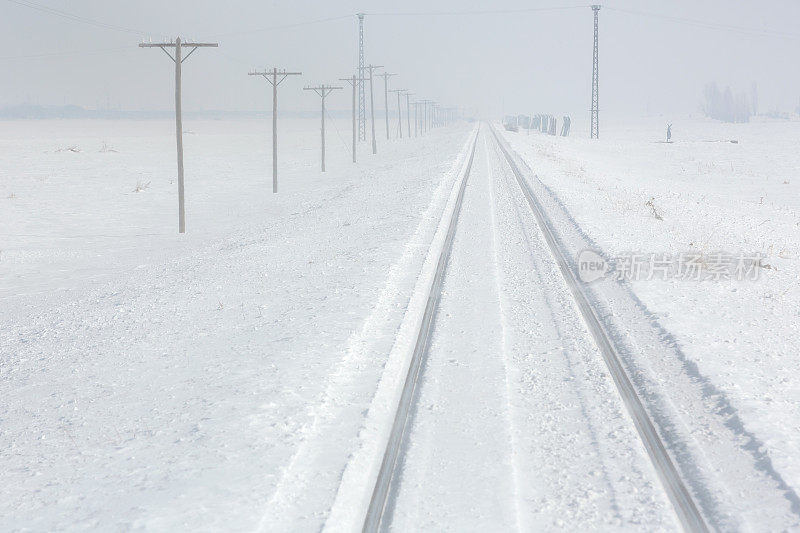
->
<box><xmin>2</xmin><ymin>0</ymin><xmax>799</xmax><ymax>119</ymax></box>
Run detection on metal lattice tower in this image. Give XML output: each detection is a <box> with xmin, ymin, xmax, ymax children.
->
<box><xmin>590</xmin><ymin>5</ymin><xmax>601</xmax><ymax>139</ymax></box>
<box><xmin>357</xmin><ymin>13</ymin><xmax>366</xmax><ymax>142</ymax></box>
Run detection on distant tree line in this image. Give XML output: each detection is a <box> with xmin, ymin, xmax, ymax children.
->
<box><xmin>702</xmin><ymin>82</ymin><xmax>757</xmax><ymax>123</ymax></box>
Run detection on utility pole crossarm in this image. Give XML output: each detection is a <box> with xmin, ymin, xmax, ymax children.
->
<box><xmin>339</xmin><ymin>77</ymin><xmax>369</xmax><ymax>85</ymax></box>
<box><xmin>250</xmin><ymin>69</ymin><xmax>302</xmax><ymax>86</ymax></box>
<box><xmin>304</xmin><ymin>85</ymin><xmax>343</xmax><ymax>96</ymax></box>
<box><xmin>139</xmin><ymin>42</ymin><xmax>219</xmax><ymax>46</ymax></box>
<box><xmin>140</xmin><ymin>41</ymin><xmax>218</xmax><ymax>63</ymax></box>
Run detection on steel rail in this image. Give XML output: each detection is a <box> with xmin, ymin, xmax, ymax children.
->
<box><xmin>488</xmin><ymin>123</ymin><xmax>709</xmax><ymax>533</ymax></box>
<box><xmin>362</xmin><ymin>125</ymin><xmax>480</xmax><ymax>532</ymax></box>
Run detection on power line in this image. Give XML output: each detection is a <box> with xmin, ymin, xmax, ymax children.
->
<box><xmin>363</xmin><ymin>5</ymin><xmax>590</xmax><ymax>16</ymax></box>
<box><xmin>0</xmin><ymin>46</ymin><xmax>132</xmax><ymax>61</ymax></box>
<box><xmin>324</xmin><ymin>106</ymin><xmax>352</xmax><ymax>158</ymax></box>
<box><xmin>211</xmin><ymin>15</ymin><xmax>353</xmax><ymax>38</ymax></box>
<box><xmin>606</xmin><ymin>7</ymin><xmax>800</xmax><ymax>40</ymax></box>
<box><xmin>7</xmin><ymin>0</ymin><xmax>147</xmax><ymax>35</ymax></box>
<box><xmin>9</xmin><ymin>1</ymin><xmax>800</xmax><ymax>43</ymax></box>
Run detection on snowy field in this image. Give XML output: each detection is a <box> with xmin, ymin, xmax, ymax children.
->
<box><xmin>2</xmin><ymin>115</ymin><xmax>800</xmax><ymax>530</ymax></box>
<box><xmin>502</xmin><ymin>116</ymin><xmax>800</xmax><ymax>528</ymax></box>
<box><xmin>0</xmin><ymin>117</ymin><xmax>473</xmax><ymax>530</ymax></box>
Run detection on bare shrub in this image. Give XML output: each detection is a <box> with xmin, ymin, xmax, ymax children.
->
<box><xmin>645</xmin><ymin>197</ymin><xmax>663</xmax><ymax>220</ymax></box>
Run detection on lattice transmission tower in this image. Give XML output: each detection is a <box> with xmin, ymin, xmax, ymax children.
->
<box><xmin>357</xmin><ymin>13</ymin><xmax>366</xmax><ymax>142</ymax></box>
<box><xmin>590</xmin><ymin>5</ymin><xmax>601</xmax><ymax>139</ymax></box>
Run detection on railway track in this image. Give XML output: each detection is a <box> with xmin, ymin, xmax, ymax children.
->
<box><xmin>360</xmin><ymin>122</ymin><xmax>709</xmax><ymax>532</ymax></box>
<box><xmin>361</xmin><ymin>125</ymin><xmax>480</xmax><ymax>532</ymax></box>
<box><xmin>487</xmin><ymin>123</ymin><xmax>709</xmax><ymax>533</ymax></box>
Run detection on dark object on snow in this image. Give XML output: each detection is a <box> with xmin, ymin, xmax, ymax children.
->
<box><xmin>667</xmin><ymin>124</ymin><xmax>672</xmax><ymax>142</ymax></box>
<box><xmin>503</xmin><ymin>115</ymin><xmax>518</xmax><ymax>132</ymax></box>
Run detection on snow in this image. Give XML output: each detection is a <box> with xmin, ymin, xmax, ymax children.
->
<box><xmin>383</xmin><ymin>131</ymin><xmax>676</xmax><ymax>531</ymax></box>
<box><xmin>502</xmin><ymin>116</ymin><xmax>800</xmax><ymax>529</ymax></box>
<box><xmin>3</xmin><ymin>113</ymin><xmax>799</xmax><ymax>530</ymax></box>
<box><xmin>0</xmin><ymin>118</ymin><xmax>471</xmax><ymax>530</ymax></box>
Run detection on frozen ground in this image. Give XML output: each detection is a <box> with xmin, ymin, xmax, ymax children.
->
<box><xmin>2</xmin><ymin>114</ymin><xmax>799</xmax><ymax>531</ymax></box>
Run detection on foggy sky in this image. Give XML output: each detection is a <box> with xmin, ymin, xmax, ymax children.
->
<box><xmin>2</xmin><ymin>0</ymin><xmax>800</xmax><ymax>118</ymax></box>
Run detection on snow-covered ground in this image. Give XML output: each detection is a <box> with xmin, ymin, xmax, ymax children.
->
<box><xmin>383</xmin><ymin>130</ymin><xmax>677</xmax><ymax>531</ymax></box>
<box><xmin>502</xmin><ymin>116</ymin><xmax>800</xmax><ymax>529</ymax></box>
<box><xmin>3</xmin><ymin>114</ymin><xmax>799</xmax><ymax>531</ymax></box>
<box><xmin>0</xmin><ymin>118</ymin><xmax>473</xmax><ymax>530</ymax></box>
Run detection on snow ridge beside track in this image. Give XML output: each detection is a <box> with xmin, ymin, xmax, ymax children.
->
<box><xmin>256</xmin><ymin>127</ymin><xmax>477</xmax><ymax>532</ymax></box>
<box><xmin>324</xmin><ymin>125</ymin><xmax>479</xmax><ymax>532</ymax></box>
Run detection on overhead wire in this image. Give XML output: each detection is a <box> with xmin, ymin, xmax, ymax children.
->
<box><xmin>363</xmin><ymin>5</ymin><xmax>590</xmax><ymax>16</ymax></box>
<box><xmin>211</xmin><ymin>15</ymin><xmax>353</xmax><ymax>39</ymax></box>
<box><xmin>605</xmin><ymin>6</ymin><xmax>800</xmax><ymax>40</ymax></box>
<box><xmin>0</xmin><ymin>46</ymin><xmax>134</xmax><ymax>61</ymax></box>
<box><xmin>324</xmin><ymin>107</ymin><xmax>352</xmax><ymax>158</ymax></box>
<box><xmin>7</xmin><ymin>0</ymin><xmax>148</xmax><ymax>35</ymax></box>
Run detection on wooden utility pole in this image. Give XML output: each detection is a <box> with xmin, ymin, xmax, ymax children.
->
<box><xmin>419</xmin><ymin>100</ymin><xmax>432</xmax><ymax>135</ymax></box>
<box><xmin>249</xmin><ymin>68</ymin><xmax>302</xmax><ymax>193</ymax></box>
<box><xmin>340</xmin><ymin>75</ymin><xmax>368</xmax><ymax>163</ymax></box>
<box><xmin>405</xmin><ymin>92</ymin><xmax>414</xmax><ymax>139</ymax></box>
<box><xmin>389</xmin><ymin>89</ymin><xmax>407</xmax><ymax>139</ymax></box>
<box><xmin>377</xmin><ymin>72</ymin><xmax>395</xmax><ymax>140</ymax></box>
<box><xmin>413</xmin><ymin>101</ymin><xmax>419</xmax><ymax>137</ymax></box>
<box><xmin>304</xmin><ymin>84</ymin><xmax>342</xmax><ymax>172</ymax></box>
<box><xmin>365</xmin><ymin>64</ymin><xmax>382</xmax><ymax>154</ymax></box>
<box><xmin>139</xmin><ymin>38</ymin><xmax>218</xmax><ymax>234</ymax></box>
